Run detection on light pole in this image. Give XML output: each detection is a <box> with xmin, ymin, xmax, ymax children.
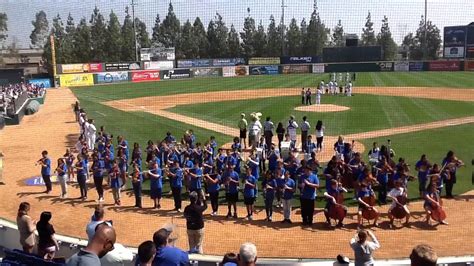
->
<box><xmin>131</xmin><ymin>0</ymin><xmax>139</xmax><ymax>61</ymax></box>
<box><xmin>424</xmin><ymin>0</ymin><xmax>427</xmax><ymax>60</ymax></box>
<box><xmin>281</xmin><ymin>0</ymin><xmax>286</xmax><ymax>56</ymax></box>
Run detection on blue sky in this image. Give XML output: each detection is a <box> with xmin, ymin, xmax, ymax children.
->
<box><xmin>2</xmin><ymin>0</ymin><xmax>474</xmax><ymax>48</ymax></box>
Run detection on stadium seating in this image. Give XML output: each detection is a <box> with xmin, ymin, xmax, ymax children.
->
<box><xmin>1</xmin><ymin>249</ymin><xmax>65</xmax><ymax>266</ymax></box>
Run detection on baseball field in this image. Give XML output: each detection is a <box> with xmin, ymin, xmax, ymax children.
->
<box><xmin>1</xmin><ymin>71</ymin><xmax>473</xmax><ymax>260</ymax></box>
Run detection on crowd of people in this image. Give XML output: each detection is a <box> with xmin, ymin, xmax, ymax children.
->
<box><xmin>27</xmin><ymin>100</ymin><xmax>465</xmax><ymax>264</ymax></box>
<box><xmin>0</xmin><ymin>82</ymin><xmax>45</xmax><ymax>115</ymax></box>
<box><xmin>16</xmin><ymin>201</ymin><xmax>440</xmax><ymax>266</ymax></box>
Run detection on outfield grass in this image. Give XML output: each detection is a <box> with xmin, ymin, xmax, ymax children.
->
<box><xmin>169</xmin><ymin>94</ymin><xmax>474</xmax><ymax>135</ymax></box>
<box><xmin>72</xmin><ymin>72</ymin><xmax>474</xmax><ymax>102</ymax></box>
<box><xmin>72</xmin><ymin>71</ymin><xmax>474</xmax><ymax>208</ymax></box>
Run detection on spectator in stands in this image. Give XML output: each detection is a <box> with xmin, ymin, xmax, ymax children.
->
<box><xmin>66</xmin><ymin>225</ymin><xmax>116</xmax><ymax>266</ymax></box>
<box><xmin>238</xmin><ymin>242</ymin><xmax>257</xmax><ymax>266</ymax></box>
<box><xmin>36</xmin><ymin>211</ymin><xmax>59</xmax><ymax>260</ymax></box>
<box><xmin>183</xmin><ymin>191</ymin><xmax>207</xmax><ymax>254</ymax></box>
<box><xmin>410</xmin><ymin>244</ymin><xmax>438</xmax><ymax>266</ymax></box>
<box><xmin>152</xmin><ymin>228</ymin><xmax>189</xmax><ymax>265</ymax></box>
<box><xmin>86</xmin><ymin>206</ymin><xmax>110</xmax><ymax>242</ymax></box>
<box><xmin>350</xmin><ymin>229</ymin><xmax>380</xmax><ymax>266</ymax></box>
<box><xmin>220</xmin><ymin>252</ymin><xmax>238</xmax><ymax>266</ymax></box>
<box><xmin>16</xmin><ymin>202</ymin><xmax>36</xmax><ymax>253</ymax></box>
<box><xmin>137</xmin><ymin>241</ymin><xmax>156</xmax><ymax>266</ymax></box>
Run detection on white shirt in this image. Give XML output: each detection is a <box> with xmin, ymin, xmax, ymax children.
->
<box><xmin>87</xmin><ymin>123</ymin><xmax>97</xmax><ymax>136</ymax></box>
<box><xmin>263</xmin><ymin>121</ymin><xmax>274</xmax><ymax>132</ymax></box>
<box><xmin>301</xmin><ymin>121</ymin><xmax>310</xmax><ymax>132</ymax></box>
<box><xmin>368</xmin><ymin>148</ymin><xmax>380</xmax><ymax>160</ymax></box>
<box><xmin>316</xmin><ymin>127</ymin><xmax>325</xmax><ymax>137</ymax></box>
<box><xmin>249</xmin><ymin>121</ymin><xmax>262</xmax><ymax>135</ymax></box>
<box><xmin>389</xmin><ymin>187</ymin><xmax>405</xmax><ymax>208</ymax></box>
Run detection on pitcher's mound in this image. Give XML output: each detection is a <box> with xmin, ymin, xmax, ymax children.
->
<box><xmin>294</xmin><ymin>104</ymin><xmax>350</xmax><ymax>113</ymax></box>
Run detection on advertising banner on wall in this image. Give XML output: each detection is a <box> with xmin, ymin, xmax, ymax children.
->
<box><xmin>143</xmin><ymin>61</ymin><xmax>174</xmax><ymax>70</ymax></box>
<box><xmin>28</xmin><ymin>78</ymin><xmax>52</xmax><ymax>88</ymax></box>
<box><xmin>212</xmin><ymin>58</ymin><xmax>245</xmax><ymax>66</ymax></box>
<box><xmin>467</xmin><ymin>25</ymin><xmax>474</xmax><ymax>58</ymax></box>
<box><xmin>428</xmin><ymin>61</ymin><xmax>460</xmax><ymax>71</ymax></box>
<box><xmin>281</xmin><ymin>56</ymin><xmax>322</xmax><ymax>64</ymax></box>
<box><xmin>160</xmin><ymin>69</ymin><xmax>191</xmax><ymax>80</ymax></box>
<box><xmin>104</xmin><ymin>62</ymin><xmax>141</xmax><ymax>71</ymax></box>
<box><xmin>312</xmin><ymin>64</ymin><xmax>325</xmax><ymax>73</ymax></box>
<box><xmin>59</xmin><ymin>74</ymin><xmax>94</xmax><ymax>87</ymax></box>
<box><xmin>140</xmin><ymin>47</ymin><xmax>175</xmax><ymax>61</ymax></box>
<box><xmin>60</xmin><ymin>64</ymin><xmax>89</xmax><ymax>74</ymax></box>
<box><xmin>409</xmin><ymin>62</ymin><xmax>424</xmax><ymax>71</ymax></box>
<box><xmin>222</xmin><ymin>66</ymin><xmax>248</xmax><ymax>77</ymax></box>
<box><xmin>191</xmin><ymin>67</ymin><xmax>222</xmax><ymax>77</ymax></box>
<box><xmin>281</xmin><ymin>65</ymin><xmax>310</xmax><ymax>74</ymax></box>
<box><xmin>249</xmin><ymin>65</ymin><xmax>279</xmax><ymax>75</ymax></box>
<box><xmin>465</xmin><ymin>61</ymin><xmax>474</xmax><ymax>71</ymax></box>
<box><xmin>443</xmin><ymin>26</ymin><xmax>466</xmax><ymax>58</ymax></box>
<box><xmin>88</xmin><ymin>63</ymin><xmax>103</xmax><ymax>72</ymax></box>
<box><xmin>96</xmin><ymin>72</ymin><xmax>129</xmax><ymax>84</ymax></box>
<box><xmin>394</xmin><ymin>62</ymin><xmax>409</xmax><ymax>72</ymax></box>
<box><xmin>248</xmin><ymin>57</ymin><xmax>280</xmax><ymax>65</ymax></box>
<box><xmin>444</xmin><ymin>47</ymin><xmax>465</xmax><ymax>58</ymax></box>
<box><xmin>131</xmin><ymin>70</ymin><xmax>160</xmax><ymax>82</ymax></box>
<box><xmin>177</xmin><ymin>59</ymin><xmax>212</xmax><ymax>68</ymax></box>
<box><xmin>377</xmin><ymin>62</ymin><xmax>394</xmax><ymax>72</ymax></box>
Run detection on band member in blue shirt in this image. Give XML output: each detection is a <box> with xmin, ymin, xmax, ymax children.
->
<box><xmin>37</xmin><ymin>150</ymin><xmax>52</xmax><ymax>194</ymax></box>
<box><xmin>262</xmin><ymin>171</ymin><xmax>277</xmax><ymax>221</ymax></box>
<box><xmin>168</xmin><ymin>161</ymin><xmax>184</xmax><ymax>212</ymax></box>
<box><xmin>75</xmin><ymin>154</ymin><xmax>88</xmax><ymax>200</ymax></box>
<box><xmin>243</xmin><ymin>167</ymin><xmax>257</xmax><ymax>220</ymax></box>
<box><xmin>300</xmin><ymin>165</ymin><xmax>319</xmax><ymax>226</ymax></box>
<box><xmin>91</xmin><ymin>154</ymin><xmax>105</xmax><ymax>202</ymax></box>
<box><xmin>281</xmin><ymin>171</ymin><xmax>296</xmax><ymax>223</ymax></box>
<box><xmin>148</xmin><ymin>161</ymin><xmax>163</xmax><ymax>209</ymax></box>
<box><xmin>204</xmin><ymin>168</ymin><xmax>221</xmax><ymax>216</ymax></box>
<box><xmin>224</xmin><ymin>164</ymin><xmax>240</xmax><ymax>218</ymax></box>
<box><xmin>130</xmin><ymin>162</ymin><xmax>143</xmax><ymax>208</ymax></box>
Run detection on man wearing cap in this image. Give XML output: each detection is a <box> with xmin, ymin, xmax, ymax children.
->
<box><xmin>238</xmin><ymin>113</ymin><xmax>248</xmax><ymax>149</ymax></box>
<box><xmin>183</xmin><ymin>191</ymin><xmax>207</xmax><ymax>254</ymax></box>
<box><xmin>287</xmin><ymin>116</ymin><xmax>299</xmax><ymax>149</ymax></box>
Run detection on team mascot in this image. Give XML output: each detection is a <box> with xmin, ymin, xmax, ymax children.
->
<box><xmin>248</xmin><ymin>112</ymin><xmax>263</xmax><ymax>148</ymax></box>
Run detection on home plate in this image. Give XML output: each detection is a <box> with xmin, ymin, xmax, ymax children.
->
<box><xmin>294</xmin><ymin>104</ymin><xmax>350</xmax><ymax>113</ymax></box>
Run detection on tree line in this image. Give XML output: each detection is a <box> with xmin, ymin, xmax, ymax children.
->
<box><xmin>0</xmin><ymin>4</ymin><xmax>442</xmax><ymax>69</ymax></box>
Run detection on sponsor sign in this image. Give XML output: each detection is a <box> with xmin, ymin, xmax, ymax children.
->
<box><xmin>104</xmin><ymin>62</ymin><xmax>141</xmax><ymax>71</ymax></box>
<box><xmin>141</xmin><ymin>47</ymin><xmax>175</xmax><ymax>61</ymax></box>
<box><xmin>312</xmin><ymin>64</ymin><xmax>325</xmax><ymax>73</ymax></box>
<box><xmin>96</xmin><ymin>72</ymin><xmax>129</xmax><ymax>84</ymax></box>
<box><xmin>212</xmin><ymin>58</ymin><xmax>245</xmax><ymax>66</ymax></box>
<box><xmin>467</xmin><ymin>25</ymin><xmax>474</xmax><ymax>58</ymax></box>
<box><xmin>281</xmin><ymin>56</ymin><xmax>321</xmax><ymax>64</ymax></box>
<box><xmin>235</xmin><ymin>66</ymin><xmax>248</xmax><ymax>76</ymax></box>
<box><xmin>222</xmin><ymin>66</ymin><xmax>236</xmax><ymax>77</ymax></box>
<box><xmin>89</xmin><ymin>63</ymin><xmax>103</xmax><ymax>72</ymax></box>
<box><xmin>444</xmin><ymin>26</ymin><xmax>466</xmax><ymax>46</ymax></box>
<box><xmin>222</xmin><ymin>66</ymin><xmax>248</xmax><ymax>77</ymax></box>
<box><xmin>59</xmin><ymin>74</ymin><xmax>94</xmax><ymax>87</ymax></box>
<box><xmin>60</xmin><ymin>64</ymin><xmax>89</xmax><ymax>74</ymax></box>
<box><xmin>394</xmin><ymin>62</ymin><xmax>409</xmax><ymax>72</ymax></box>
<box><xmin>144</xmin><ymin>61</ymin><xmax>174</xmax><ymax>70</ymax></box>
<box><xmin>377</xmin><ymin>62</ymin><xmax>394</xmax><ymax>72</ymax></box>
<box><xmin>428</xmin><ymin>61</ymin><xmax>460</xmax><ymax>71</ymax></box>
<box><xmin>131</xmin><ymin>70</ymin><xmax>160</xmax><ymax>82</ymax></box>
<box><xmin>465</xmin><ymin>61</ymin><xmax>474</xmax><ymax>71</ymax></box>
<box><xmin>249</xmin><ymin>65</ymin><xmax>279</xmax><ymax>75</ymax></box>
<box><xmin>25</xmin><ymin>175</ymin><xmax>59</xmax><ymax>186</ymax></box>
<box><xmin>160</xmin><ymin>69</ymin><xmax>191</xmax><ymax>80</ymax></box>
<box><xmin>444</xmin><ymin>47</ymin><xmax>465</xmax><ymax>58</ymax></box>
<box><xmin>177</xmin><ymin>59</ymin><xmax>212</xmax><ymax>68</ymax></box>
<box><xmin>191</xmin><ymin>67</ymin><xmax>222</xmax><ymax>77</ymax></box>
<box><xmin>409</xmin><ymin>62</ymin><xmax>424</xmax><ymax>72</ymax></box>
<box><xmin>248</xmin><ymin>57</ymin><xmax>280</xmax><ymax>65</ymax></box>
<box><xmin>28</xmin><ymin>78</ymin><xmax>52</xmax><ymax>88</ymax></box>
<box><xmin>281</xmin><ymin>65</ymin><xmax>309</xmax><ymax>74</ymax></box>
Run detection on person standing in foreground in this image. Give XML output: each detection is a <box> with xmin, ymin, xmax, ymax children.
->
<box><xmin>37</xmin><ymin>150</ymin><xmax>52</xmax><ymax>194</ymax></box>
<box><xmin>238</xmin><ymin>242</ymin><xmax>258</xmax><ymax>266</ymax></box>
<box><xmin>152</xmin><ymin>229</ymin><xmax>189</xmax><ymax>265</ymax></box>
<box><xmin>137</xmin><ymin>241</ymin><xmax>156</xmax><ymax>266</ymax></box>
<box><xmin>263</xmin><ymin>117</ymin><xmax>274</xmax><ymax>151</ymax></box>
<box><xmin>238</xmin><ymin>113</ymin><xmax>248</xmax><ymax>149</ymax></box>
<box><xmin>410</xmin><ymin>244</ymin><xmax>437</xmax><ymax>266</ymax></box>
<box><xmin>17</xmin><ymin>202</ymin><xmax>36</xmax><ymax>253</ymax></box>
<box><xmin>350</xmin><ymin>229</ymin><xmax>380</xmax><ymax>266</ymax></box>
<box><xmin>183</xmin><ymin>191</ymin><xmax>207</xmax><ymax>254</ymax></box>
<box><xmin>66</xmin><ymin>225</ymin><xmax>116</xmax><ymax>266</ymax></box>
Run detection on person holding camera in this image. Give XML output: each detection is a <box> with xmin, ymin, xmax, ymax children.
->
<box><xmin>350</xmin><ymin>229</ymin><xmax>380</xmax><ymax>266</ymax></box>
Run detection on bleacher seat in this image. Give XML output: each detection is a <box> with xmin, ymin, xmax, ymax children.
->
<box><xmin>2</xmin><ymin>249</ymin><xmax>65</xmax><ymax>266</ymax></box>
